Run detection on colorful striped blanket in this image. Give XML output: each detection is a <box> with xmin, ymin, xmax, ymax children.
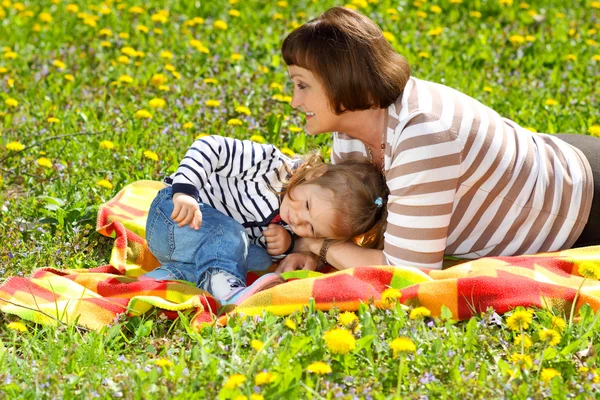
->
<box><xmin>1</xmin><ymin>180</ymin><xmax>599</xmax><ymax>331</ymax></box>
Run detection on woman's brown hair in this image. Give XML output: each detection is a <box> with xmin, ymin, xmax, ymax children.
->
<box><xmin>282</xmin><ymin>6</ymin><xmax>411</xmax><ymax>115</ymax></box>
<box><xmin>281</xmin><ymin>154</ymin><xmax>388</xmax><ymax>249</ymax></box>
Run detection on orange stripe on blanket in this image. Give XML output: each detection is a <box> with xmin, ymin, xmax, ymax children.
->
<box><xmin>0</xmin><ymin>277</ymin><xmax>62</xmax><ymax>302</ymax></box>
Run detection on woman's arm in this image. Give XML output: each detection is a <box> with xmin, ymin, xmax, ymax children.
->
<box><xmin>305</xmin><ymin>238</ymin><xmax>385</xmax><ymax>269</ymax></box>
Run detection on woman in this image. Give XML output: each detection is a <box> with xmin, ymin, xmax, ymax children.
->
<box><xmin>277</xmin><ymin>6</ymin><xmax>600</xmax><ymax>272</ymax></box>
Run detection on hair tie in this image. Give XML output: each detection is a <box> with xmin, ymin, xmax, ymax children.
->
<box><xmin>374</xmin><ymin>197</ymin><xmax>383</xmax><ymax>208</ymax></box>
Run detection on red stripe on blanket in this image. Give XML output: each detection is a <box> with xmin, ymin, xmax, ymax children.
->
<box><xmin>0</xmin><ymin>277</ymin><xmax>61</xmax><ymax>302</ymax></box>
<box><xmin>313</xmin><ymin>272</ymin><xmax>382</xmax><ymax>303</ymax></box>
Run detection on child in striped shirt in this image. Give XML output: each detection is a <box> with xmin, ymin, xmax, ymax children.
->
<box><xmin>142</xmin><ymin>135</ymin><xmax>387</xmax><ymax>305</ymax></box>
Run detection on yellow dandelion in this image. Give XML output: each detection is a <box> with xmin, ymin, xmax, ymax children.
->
<box><xmin>277</xmin><ymin>0</ymin><xmax>288</xmax><ymax>7</ymax></box>
<box><xmin>250</xmin><ymin>134</ymin><xmax>266</xmax><ymax>144</ymax></box>
<box><xmin>4</xmin><ymin>51</ymin><xmax>17</xmax><ymax>59</ymax></box>
<box><xmin>160</xmin><ymin>50</ymin><xmax>173</xmax><ymax>59</ymax></box>
<box><xmin>38</xmin><ymin>12</ymin><xmax>53</xmax><ymax>23</ymax></box>
<box><xmin>306</xmin><ymin>361</ymin><xmax>332</xmax><ymax>375</ymax></box>
<box><xmin>587</xmin><ymin>125</ymin><xmax>600</xmax><ymax>137</ymax></box>
<box><xmin>578</xmin><ymin>261</ymin><xmax>600</xmax><ymax>280</ymax></box>
<box><xmin>118</xmin><ymin>75</ymin><xmax>134</xmax><ymax>84</ymax></box>
<box><xmin>98</xmin><ymin>28</ymin><xmax>112</xmax><ymax>37</ymax></box>
<box><xmin>344</xmin><ymin>3</ymin><xmax>357</xmax><ymax>9</ymax></box>
<box><xmin>592</xmin><ymin>1</ymin><xmax>600</xmax><ymax>8</ymax></box>
<box><xmin>418</xmin><ymin>51</ymin><xmax>430</xmax><ymax>58</ymax></box>
<box><xmin>151</xmin><ymin>13</ymin><xmax>168</xmax><ymax>24</ymax></box>
<box><xmin>205</xmin><ymin>99</ymin><xmax>221</xmax><ymax>107</ymax></box>
<box><xmin>284</xmin><ymin>318</ymin><xmax>296</xmax><ymax>331</ymax></box>
<box><xmin>5</xmin><ymin>98</ymin><xmax>18</xmax><ymax>107</ymax></box>
<box><xmin>100</xmin><ymin>140</ymin><xmax>115</xmax><ymax>150</ymax></box>
<box><xmin>196</xmin><ymin>133</ymin><xmax>209</xmax><ymax>140</ymax></box>
<box><xmin>272</xmin><ymin>12</ymin><xmax>284</xmax><ymax>20</ymax></box>
<box><xmin>510</xmin><ymin>353</ymin><xmax>533</xmax><ymax>368</ymax></box>
<box><xmin>154</xmin><ymin>358</ymin><xmax>173</xmax><ymax>367</ymax></box>
<box><xmin>84</xmin><ymin>18</ymin><xmax>97</xmax><ymax>27</ymax></box>
<box><xmin>565</xmin><ymin>54</ymin><xmax>577</xmax><ymax>61</ymax></box>
<box><xmin>427</xmin><ymin>27</ymin><xmax>444</xmax><ymax>36</ymax></box>
<box><xmin>183</xmin><ymin>122</ymin><xmax>194</xmax><ymax>130</ymax></box>
<box><xmin>280</xmin><ymin>147</ymin><xmax>295</xmax><ymax>157</ymax></box>
<box><xmin>117</xmin><ymin>55</ymin><xmax>130</xmax><ymax>64</ymax></box>
<box><xmin>514</xmin><ymin>333</ymin><xmax>532</xmax><ymax>349</ymax></box>
<box><xmin>235</xmin><ymin>105</ymin><xmax>251</xmax><ymax>115</ymax></box>
<box><xmin>382</xmin><ymin>31</ymin><xmax>396</xmax><ymax>42</ymax></box>
<box><xmin>66</xmin><ymin>4</ymin><xmax>79</xmax><ymax>13</ymax></box>
<box><xmin>592</xmin><ymin>55</ymin><xmax>600</xmax><ymax>62</ymax></box>
<box><xmin>250</xmin><ymin>339</ymin><xmax>264</xmax><ymax>351</ymax></box>
<box><xmin>164</xmin><ymin>64</ymin><xmax>176</xmax><ymax>72</ymax></box>
<box><xmin>37</xmin><ymin>157</ymin><xmax>53</xmax><ymax>168</ymax></box>
<box><xmin>135</xmin><ymin>110</ymin><xmax>152</xmax><ymax>120</ymax></box>
<box><xmin>509</xmin><ymin>35</ymin><xmax>525</xmax><ymax>45</ymax></box>
<box><xmin>0</xmin><ymin>67</ymin><xmax>7</xmax><ymax>74</ymax></box>
<box><xmin>250</xmin><ymin>395</ymin><xmax>263</xmax><ymax>400</ymax></box>
<box><xmin>587</xmin><ymin>39</ymin><xmax>598</xmax><ymax>47</ymax></box>
<box><xmin>129</xmin><ymin>6</ymin><xmax>144</xmax><ymax>14</ymax></box>
<box><xmin>224</xmin><ymin>374</ymin><xmax>246</xmax><ymax>389</ymax></box>
<box><xmin>148</xmin><ymin>98</ymin><xmax>166</xmax><ymax>109</ymax></box>
<box><xmin>255</xmin><ymin>371</ymin><xmax>275</xmax><ymax>386</ymax></box>
<box><xmin>118</xmin><ymin>32</ymin><xmax>130</xmax><ymax>40</ymax></box>
<box><xmin>410</xmin><ymin>306</ymin><xmax>431</xmax><ymax>320</ymax></box>
<box><xmin>390</xmin><ymin>337</ymin><xmax>416</xmax><ymax>357</ymax></box>
<box><xmin>506</xmin><ymin>309</ymin><xmax>534</xmax><ymax>330</ymax></box>
<box><xmin>231</xmin><ymin>53</ymin><xmax>243</xmax><ymax>62</ymax></box>
<box><xmin>229</xmin><ymin>9</ymin><xmax>240</xmax><ymax>17</ymax></box>
<box><xmin>525</xmin><ymin>35</ymin><xmax>536</xmax><ymax>42</ymax></box>
<box><xmin>430</xmin><ymin>5</ymin><xmax>442</xmax><ymax>13</ymax></box>
<box><xmin>143</xmin><ymin>150</ymin><xmax>159</xmax><ymax>161</ymax></box>
<box><xmin>158</xmin><ymin>85</ymin><xmax>169</xmax><ymax>92</ymax></box>
<box><xmin>499</xmin><ymin>0</ymin><xmax>514</xmax><ymax>5</ymax></box>
<box><xmin>227</xmin><ymin>118</ymin><xmax>243</xmax><ymax>126</ymax></box>
<box><xmin>351</xmin><ymin>0</ymin><xmax>367</xmax><ymax>8</ymax></box>
<box><xmin>551</xmin><ymin>316</ymin><xmax>566</xmax><ymax>331</ymax></box>
<box><xmin>47</xmin><ymin>117</ymin><xmax>60</xmax><ymax>123</ymax></box>
<box><xmin>7</xmin><ymin>321</ymin><xmax>27</xmax><ymax>332</ymax></box>
<box><xmin>289</xmin><ymin>126</ymin><xmax>303</xmax><ymax>133</ymax></box>
<box><xmin>96</xmin><ymin>179</ymin><xmax>113</xmax><ymax>189</ymax></box>
<box><xmin>545</xmin><ymin>98</ymin><xmax>558</xmax><ymax>106</ymax></box>
<box><xmin>101</xmin><ymin>41</ymin><xmax>112</xmax><ymax>48</ymax></box>
<box><xmin>470</xmin><ymin>11</ymin><xmax>482</xmax><ymax>18</ymax></box>
<box><xmin>323</xmin><ymin>328</ymin><xmax>356</xmax><ymax>355</ymax></box>
<box><xmin>6</xmin><ymin>141</ymin><xmax>25</xmax><ymax>151</ymax></box>
<box><xmin>338</xmin><ymin>311</ymin><xmax>358</xmax><ymax>327</ymax></box>
<box><xmin>269</xmin><ymin>82</ymin><xmax>283</xmax><ymax>92</ymax></box>
<box><xmin>65</xmin><ymin>74</ymin><xmax>75</xmax><ymax>82</ymax></box>
<box><xmin>483</xmin><ymin>86</ymin><xmax>493</xmax><ymax>92</ymax></box>
<box><xmin>52</xmin><ymin>60</ymin><xmax>66</xmax><ymax>69</ymax></box>
<box><xmin>381</xmin><ymin>287</ymin><xmax>402</xmax><ymax>304</ymax></box>
<box><xmin>214</xmin><ymin>20</ymin><xmax>228</xmax><ymax>30</ymax></box>
<box><xmin>150</xmin><ymin>74</ymin><xmax>167</xmax><ymax>86</ymax></box>
<box><xmin>539</xmin><ymin>328</ymin><xmax>561</xmax><ymax>346</ymax></box>
<box><xmin>541</xmin><ymin>368</ymin><xmax>561</xmax><ymax>383</ymax></box>
<box><xmin>204</xmin><ymin>78</ymin><xmax>218</xmax><ymax>84</ymax></box>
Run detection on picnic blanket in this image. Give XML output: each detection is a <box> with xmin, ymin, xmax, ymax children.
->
<box><xmin>1</xmin><ymin>180</ymin><xmax>599</xmax><ymax>331</ymax></box>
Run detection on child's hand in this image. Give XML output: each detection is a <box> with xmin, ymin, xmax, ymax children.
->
<box><xmin>263</xmin><ymin>224</ymin><xmax>292</xmax><ymax>255</ymax></box>
<box><xmin>172</xmin><ymin>193</ymin><xmax>202</xmax><ymax>230</ymax></box>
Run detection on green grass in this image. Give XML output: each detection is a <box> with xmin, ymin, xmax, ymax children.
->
<box><xmin>1</xmin><ymin>0</ymin><xmax>599</xmax><ymax>398</ymax></box>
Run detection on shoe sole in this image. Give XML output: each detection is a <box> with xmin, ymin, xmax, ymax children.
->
<box><xmin>230</xmin><ymin>274</ymin><xmax>285</xmax><ymax>306</ymax></box>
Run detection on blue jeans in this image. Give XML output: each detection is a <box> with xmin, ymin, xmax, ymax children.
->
<box><xmin>143</xmin><ymin>187</ymin><xmax>272</xmax><ymax>287</ymax></box>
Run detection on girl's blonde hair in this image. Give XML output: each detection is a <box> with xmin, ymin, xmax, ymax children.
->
<box><xmin>281</xmin><ymin>154</ymin><xmax>388</xmax><ymax>249</ymax></box>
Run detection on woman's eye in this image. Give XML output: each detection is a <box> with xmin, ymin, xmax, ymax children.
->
<box><xmin>297</xmin><ymin>83</ymin><xmax>306</xmax><ymax>90</ymax></box>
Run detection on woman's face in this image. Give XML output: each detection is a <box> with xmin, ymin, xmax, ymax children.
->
<box><xmin>287</xmin><ymin>65</ymin><xmax>343</xmax><ymax>135</ymax></box>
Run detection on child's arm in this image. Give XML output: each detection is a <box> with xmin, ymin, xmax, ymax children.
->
<box><xmin>262</xmin><ymin>224</ymin><xmax>294</xmax><ymax>255</ymax></box>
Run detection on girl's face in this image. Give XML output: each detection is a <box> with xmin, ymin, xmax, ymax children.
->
<box><xmin>279</xmin><ymin>183</ymin><xmax>340</xmax><ymax>239</ymax></box>
<box><xmin>288</xmin><ymin>65</ymin><xmax>343</xmax><ymax>135</ymax></box>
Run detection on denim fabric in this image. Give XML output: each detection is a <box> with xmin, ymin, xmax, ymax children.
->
<box><xmin>143</xmin><ymin>186</ymin><xmax>272</xmax><ymax>288</ymax></box>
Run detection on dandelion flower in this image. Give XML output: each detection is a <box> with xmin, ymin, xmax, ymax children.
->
<box><xmin>578</xmin><ymin>261</ymin><xmax>600</xmax><ymax>280</ymax></box>
<box><xmin>284</xmin><ymin>318</ymin><xmax>296</xmax><ymax>331</ymax></box>
<box><xmin>551</xmin><ymin>316</ymin><xmax>566</xmax><ymax>331</ymax></box>
<box><xmin>381</xmin><ymin>287</ymin><xmax>402</xmax><ymax>304</ymax></box>
<box><xmin>118</xmin><ymin>32</ymin><xmax>130</xmax><ymax>39</ymax></box>
<box><xmin>269</xmin><ymin>82</ymin><xmax>283</xmax><ymax>91</ymax></box>
<box><xmin>382</xmin><ymin>31</ymin><xmax>396</xmax><ymax>42</ymax></box>
<box><xmin>505</xmin><ymin>309</ymin><xmax>534</xmax><ymax>330</ymax></box>
<box><xmin>470</xmin><ymin>11</ymin><xmax>482</xmax><ymax>18</ymax></box>
<box><xmin>277</xmin><ymin>0</ymin><xmax>289</xmax><ymax>6</ymax></box>
<box><xmin>38</xmin><ymin>12</ymin><xmax>53</xmax><ymax>23</ymax></box>
<box><xmin>250</xmin><ymin>395</ymin><xmax>263</xmax><ymax>400</ymax></box>
<box><xmin>65</xmin><ymin>74</ymin><xmax>75</xmax><ymax>82</ymax></box>
<box><xmin>7</xmin><ymin>321</ymin><xmax>27</xmax><ymax>332</ymax></box>
<box><xmin>390</xmin><ymin>337</ymin><xmax>416</xmax><ymax>357</ymax></box>
<box><xmin>148</xmin><ymin>98</ymin><xmax>166</xmax><ymax>109</ymax></box>
<box><xmin>289</xmin><ymin>126</ymin><xmax>303</xmax><ymax>133</ymax></box>
<box><xmin>227</xmin><ymin>118</ymin><xmax>243</xmax><ymax>126</ymax></box>
<box><xmin>118</xmin><ymin>75</ymin><xmax>134</xmax><ymax>83</ymax></box>
<box><xmin>47</xmin><ymin>117</ymin><xmax>60</xmax><ymax>123</ymax></box>
<box><xmin>5</xmin><ymin>98</ymin><xmax>18</xmax><ymax>107</ymax></box>
<box><xmin>306</xmin><ymin>361</ymin><xmax>332</xmax><ymax>375</ymax></box>
<box><xmin>214</xmin><ymin>20</ymin><xmax>228</xmax><ymax>30</ymax></box>
<box><xmin>98</xmin><ymin>28</ymin><xmax>112</xmax><ymax>37</ymax></box>
<box><xmin>37</xmin><ymin>157</ymin><xmax>53</xmax><ymax>168</ymax></box>
<box><xmin>52</xmin><ymin>60</ymin><xmax>66</xmax><ymax>69</ymax></box>
<box><xmin>183</xmin><ymin>122</ymin><xmax>194</xmax><ymax>130</ymax></box>
<box><xmin>151</xmin><ymin>73</ymin><xmax>167</xmax><ymax>86</ymax></box>
<box><xmin>280</xmin><ymin>147</ymin><xmax>295</xmax><ymax>157</ymax></box>
<box><xmin>229</xmin><ymin>9</ymin><xmax>240</xmax><ymax>17</ymax></box>
<box><xmin>154</xmin><ymin>358</ymin><xmax>173</xmax><ymax>367</ymax></box>
<box><xmin>323</xmin><ymin>328</ymin><xmax>356</xmax><ymax>354</ymax></box>
<box><xmin>250</xmin><ymin>134</ymin><xmax>266</xmax><ymax>144</ymax></box>
<box><xmin>539</xmin><ymin>328</ymin><xmax>561</xmax><ymax>346</ymax></box>
<box><xmin>100</xmin><ymin>140</ymin><xmax>115</xmax><ymax>149</ymax></box>
<box><xmin>0</xmin><ymin>67</ymin><xmax>7</xmax><ymax>74</ymax></box>
<box><xmin>231</xmin><ymin>53</ymin><xmax>243</xmax><ymax>62</ymax></box>
<box><xmin>143</xmin><ymin>150</ymin><xmax>159</xmax><ymax>161</ymax></box>
<box><xmin>337</xmin><ymin>311</ymin><xmax>358</xmax><ymax>327</ymax></box>
<box><xmin>565</xmin><ymin>54</ymin><xmax>577</xmax><ymax>61</ymax></box>
<box><xmin>410</xmin><ymin>306</ymin><xmax>431</xmax><ymax>320</ymax></box>
<box><xmin>204</xmin><ymin>78</ymin><xmax>218</xmax><ymax>85</ymax></box>
<box><xmin>224</xmin><ymin>374</ymin><xmax>246</xmax><ymax>389</ymax></box>
<box><xmin>96</xmin><ymin>179</ymin><xmax>113</xmax><ymax>189</ymax></box>
<box><xmin>250</xmin><ymin>339</ymin><xmax>264</xmax><ymax>351</ymax></box>
<box><xmin>430</xmin><ymin>5</ymin><xmax>442</xmax><ymax>13</ymax></box>
<box><xmin>235</xmin><ymin>106</ymin><xmax>251</xmax><ymax>115</ymax></box>
<box><xmin>66</xmin><ymin>4</ymin><xmax>79</xmax><ymax>13</ymax></box>
<box><xmin>418</xmin><ymin>52</ymin><xmax>430</xmax><ymax>58</ymax></box>
<box><xmin>510</xmin><ymin>353</ymin><xmax>533</xmax><ymax>368</ymax></box>
<box><xmin>117</xmin><ymin>55</ymin><xmax>130</xmax><ymax>64</ymax></box>
<box><xmin>255</xmin><ymin>371</ymin><xmax>275</xmax><ymax>386</ymax></box>
<box><xmin>4</xmin><ymin>51</ymin><xmax>17</xmax><ymax>59</ymax></box>
<box><xmin>427</xmin><ymin>27</ymin><xmax>444</xmax><ymax>36</ymax></box>
<box><xmin>151</xmin><ymin>13</ymin><xmax>168</xmax><ymax>24</ymax></box>
<box><xmin>135</xmin><ymin>109</ymin><xmax>152</xmax><ymax>120</ymax></box>
<box><xmin>160</xmin><ymin>50</ymin><xmax>173</xmax><ymax>59</ymax></box>
<box><xmin>509</xmin><ymin>35</ymin><xmax>525</xmax><ymax>45</ymax></box>
<box><xmin>205</xmin><ymin>99</ymin><xmax>221</xmax><ymax>107</ymax></box>
<box><xmin>101</xmin><ymin>41</ymin><xmax>112</xmax><ymax>48</ymax></box>
<box><xmin>541</xmin><ymin>368</ymin><xmax>561</xmax><ymax>382</ymax></box>
<box><xmin>158</xmin><ymin>85</ymin><xmax>170</xmax><ymax>92</ymax></box>
<box><xmin>6</xmin><ymin>141</ymin><xmax>24</xmax><ymax>151</ymax></box>
<box><xmin>514</xmin><ymin>333</ymin><xmax>532</xmax><ymax>349</ymax></box>
<box><xmin>129</xmin><ymin>6</ymin><xmax>144</xmax><ymax>14</ymax></box>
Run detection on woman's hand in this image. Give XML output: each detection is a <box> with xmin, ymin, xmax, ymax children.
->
<box><xmin>276</xmin><ymin>252</ymin><xmax>320</xmax><ymax>273</ymax></box>
<box><xmin>172</xmin><ymin>193</ymin><xmax>202</xmax><ymax>230</ymax></box>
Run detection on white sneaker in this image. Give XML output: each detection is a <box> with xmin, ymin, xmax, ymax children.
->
<box><xmin>206</xmin><ymin>271</ymin><xmax>246</xmax><ymax>301</ymax></box>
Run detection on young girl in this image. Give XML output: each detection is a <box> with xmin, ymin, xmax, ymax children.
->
<box><xmin>143</xmin><ymin>135</ymin><xmax>387</xmax><ymax>305</ymax></box>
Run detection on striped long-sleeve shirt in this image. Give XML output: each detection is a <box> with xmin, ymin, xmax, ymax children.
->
<box><xmin>165</xmin><ymin>135</ymin><xmax>295</xmax><ymax>258</ymax></box>
<box><xmin>332</xmin><ymin>77</ymin><xmax>593</xmax><ymax>269</ymax></box>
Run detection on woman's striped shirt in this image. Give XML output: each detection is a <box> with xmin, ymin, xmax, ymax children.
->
<box><xmin>332</xmin><ymin>77</ymin><xmax>593</xmax><ymax>269</ymax></box>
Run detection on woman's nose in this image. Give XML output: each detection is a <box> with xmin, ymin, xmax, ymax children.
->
<box><xmin>290</xmin><ymin>92</ymin><xmax>301</xmax><ymax>109</ymax></box>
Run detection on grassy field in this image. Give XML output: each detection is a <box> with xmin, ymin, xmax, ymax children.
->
<box><xmin>1</xmin><ymin>0</ymin><xmax>599</xmax><ymax>398</ymax></box>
